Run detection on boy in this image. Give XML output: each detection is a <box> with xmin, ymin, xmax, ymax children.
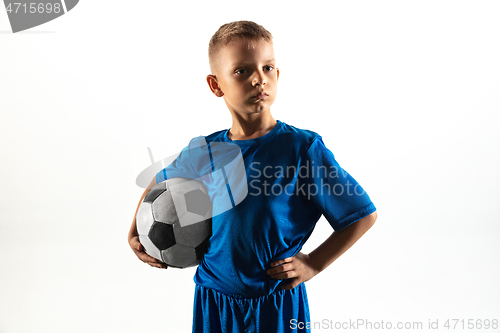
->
<box><xmin>128</xmin><ymin>21</ymin><xmax>377</xmax><ymax>332</ymax></box>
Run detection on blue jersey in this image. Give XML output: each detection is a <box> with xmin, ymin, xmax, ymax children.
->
<box><xmin>156</xmin><ymin>120</ymin><xmax>376</xmax><ymax>298</ymax></box>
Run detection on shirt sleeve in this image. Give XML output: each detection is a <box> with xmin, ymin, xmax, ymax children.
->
<box><xmin>155</xmin><ymin>136</ymin><xmax>210</xmax><ymax>184</ymax></box>
<box><xmin>304</xmin><ymin>136</ymin><xmax>376</xmax><ymax>231</ymax></box>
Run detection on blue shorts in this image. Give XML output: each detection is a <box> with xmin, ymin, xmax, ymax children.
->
<box><xmin>192</xmin><ymin>283</ymin><xmax>311</xmax><ymax>333</ymax></box>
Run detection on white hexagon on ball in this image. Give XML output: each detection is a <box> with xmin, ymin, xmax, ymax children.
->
<box><xmin>169</xmin><ymin>182</ymin><xmax>212</xmax><ymax>227</ymax></box>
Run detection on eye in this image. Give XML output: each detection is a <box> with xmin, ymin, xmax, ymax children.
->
<box><xmin>264</xmin><ymin>65</ymin><xmax>274</xmax><ymax>72</ymax></box>
<box><xmin>235</xmin><ymin>68</ymin><xmax>248</xmax><ymax>75</ymax></box>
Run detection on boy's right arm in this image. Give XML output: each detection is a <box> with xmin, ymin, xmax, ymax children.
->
<box><xmin>128</xmin><ymin>176</ymin><xmax>168</xmax><ymax>269</ymax></box>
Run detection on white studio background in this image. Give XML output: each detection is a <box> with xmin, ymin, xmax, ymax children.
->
<box><xmin>1</xmin><ymin>1</ymin><xmax>499</xmax><ymax>332</ymax></box>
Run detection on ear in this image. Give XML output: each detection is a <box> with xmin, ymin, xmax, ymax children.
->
<box><xmin>276</xmin><ymin>68</ymin><xmax>280</xmax><ymax>81</ymax></box>
<box><xmin>206</xmin><ymin>75</ymin><xmax>224</xmax><ymax>97</ymax></box>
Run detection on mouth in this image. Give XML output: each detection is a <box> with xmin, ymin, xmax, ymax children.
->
<box><xmin>252</xmin><ymin>92</ymin><xmax>268</xmax><ymax>100</ymax></box>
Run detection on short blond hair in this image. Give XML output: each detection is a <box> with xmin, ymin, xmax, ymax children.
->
<box><xmin>208</xmin><ymin>20</ymin><xmax>273</xmax><ymax>73</ymax></box>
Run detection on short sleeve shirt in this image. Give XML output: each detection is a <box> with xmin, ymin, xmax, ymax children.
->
<box><xmin>156</xmin><ymin>120</ymin><xmax>376</xmax><ymax>297</ymax></box>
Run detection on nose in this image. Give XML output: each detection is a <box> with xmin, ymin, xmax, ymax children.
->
<box><xmin>252</xmin><ymin>70</ymin><xmax>267</xmax><ymax>87</ymax></box>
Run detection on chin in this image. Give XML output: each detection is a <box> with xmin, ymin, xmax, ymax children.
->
<box><xmin>249</xmin><ymin>102</ymin><xmax>272</xmax><ymax>113</ymax></box>
<box><xmin>252</xmin><ymin>105</ymin><xmax>269</xmax><ymax>114</ymax></box>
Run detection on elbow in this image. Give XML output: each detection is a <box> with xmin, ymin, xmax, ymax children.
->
<box><xmin>361</xmin><ymin>210</ymin><xmax>377</xmax><ymax>229</ymax></box>
<box><xmin>369</xmin><ymin>210</ymin><xmax>377</xmax><ymax>227</ymax></box>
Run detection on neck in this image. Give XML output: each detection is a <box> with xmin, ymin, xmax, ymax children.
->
<box><xmin>228</xmin><ymin>110</ymin><xmax>277</xmax><ymax>141</ymax></box>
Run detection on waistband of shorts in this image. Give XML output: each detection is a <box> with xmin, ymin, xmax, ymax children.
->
<box><xmin>194</xmin><ymin>282</ymin><xmax>305</xmax><ymax>301</ymax></box>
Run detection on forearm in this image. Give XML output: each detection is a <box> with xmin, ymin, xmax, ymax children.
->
<box><xmin>308</xmin><ymin>211</ymin><xmax>377</xmax><ymax>273</ymax></box>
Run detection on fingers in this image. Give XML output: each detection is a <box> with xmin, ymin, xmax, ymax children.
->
<box><xmin>136</xmin><ymin>250</ymin><xmax>167</xmax><ymax>269</ymax></box>
<box><xmin>266</xmin><ymin>254</ymin><xmax>308</xmax><ymax>280</ymax></box>
<box><xmin>269</xmin><ymin>256</ymin><xmax>293</xmax><ymax>267</ymax></box>
<box><xmin>130</xmin><ymin>237</ymin><xmax>143</xmax><ymax>252</ymax></box>
<box><xmin>267</xmin><ymin>257</ymin><xmax>295</xmax><ymax>278</ymax></box>
<box><xmin>268</xmin><ymin>269</ymin><xmax>297</xmax><ymax>280</ymax></box>
<box><xmin>131</xmin><ymin>236</ymin><xmax>167</xmax><ymax>269</ymax></box>
<box><xmin>266</xmin><ymin>262</ymin><xmax>295</xmax><ymax>279</ymax></box>
<box><xmin>135</xmin><ymin>249</ymin><xmax>156</xmax><ymax>263</ymax></box>
<box><xmin>267</xmin><ymin>253</ymin><xmax>316</xmax><ymax>287</ymax></box>
<box><xmin>147</xmin><ymin>261</ymin><xmax>168</xmax><ymax>269</ymax></box>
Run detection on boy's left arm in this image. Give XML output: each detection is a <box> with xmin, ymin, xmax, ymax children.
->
<box><xmin>266</xmin><ymin>211</ymin><xmax>378</xmax><ymax>290</ymax></box>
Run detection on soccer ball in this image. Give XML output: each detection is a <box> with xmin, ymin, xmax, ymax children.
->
<box><xmin>136</xmin><ymin>178</ymin><xmax>212</xmax><ymax>268</ymax></box>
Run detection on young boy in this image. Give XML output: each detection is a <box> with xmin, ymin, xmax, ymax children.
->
<box><xmin>128</xmin><ymin>21</ymin><xmax>377</xmax><ymax>332</ymax></box>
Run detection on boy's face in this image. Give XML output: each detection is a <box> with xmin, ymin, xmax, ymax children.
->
<box><xmin>208</xmin><ymin>38</ymin><xmax>279</xmax><ymax>117</ymax></box>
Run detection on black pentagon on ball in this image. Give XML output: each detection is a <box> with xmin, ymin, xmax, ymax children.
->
<box><xmin>184</xmin><ymin>189</ymin><xmax>211</xmax><ymax>216</ymax></box>
<box><xmin>143</xmin><ymin>181</ymin><xmax>166</xmax><ymax>203</ymax></box>
<box><xmin>148</xmin><ymin>221</ymin><xmax>175</xmax><ymax>250</ymax></box>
